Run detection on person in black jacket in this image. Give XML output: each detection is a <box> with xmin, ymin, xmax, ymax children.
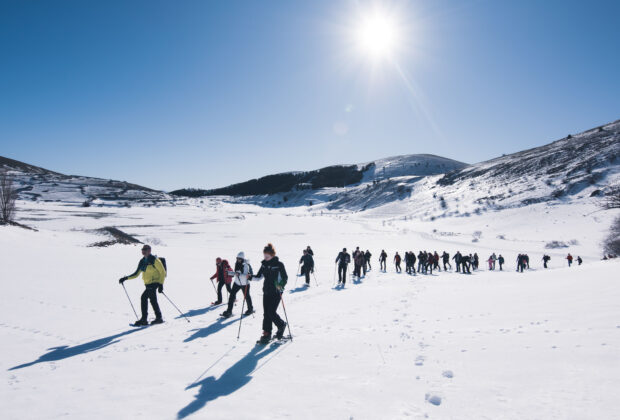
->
<box><xmin>335</xmin><ymin>248</ymin><xmax>351</xmax><ymax>285</ymax></box>
<box><xmin>299</xmin><ymin>249</ymin><xmax>314</xmax><ymax>286</ymax></box>
<box><xmin>379</xmin><ymin>250</ymin><xmax>387</xmax><ymax>271</ymax></box>
<box><xmin>364</xmin><ymin>250</ymin><xmax>372</xmax><ymax>271</ymax></box>
<box><xmin>252</xmin><ymin>243</ymin><xmax>288</xmax><ymax>344</ymax></box>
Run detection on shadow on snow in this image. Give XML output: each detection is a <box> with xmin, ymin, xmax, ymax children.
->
<box><xmin>9</xmin><ymin>328</ymin><xmax>141</xmax><ymax>370</ymax></box>
<box><xmin>184</xmin><ymin>317</ymin><xmax>238</xmax><ymax>343</ymax></box>
<box><xmin>177</xmin><ymin>304</ymin><xmax>223</xmax><ymax>319</ymax></box>
<box><xmin>178</xmin><ymin>343</ymin><xmax>284</xmax><ymax>419</ymax></box>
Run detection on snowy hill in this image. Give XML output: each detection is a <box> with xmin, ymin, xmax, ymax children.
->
<box><xmin>171</xmin><ymin>120</ymin><xmax>619</xmax><ymax>214</ymax></box>
<box><xmin>170</xmin><ymin>154</ymin><xmax>467</xmax><ymax>200</ymax></box>
<box><xmin>0</xmin><ymin>156</ymin><xmax>170</xmax><ymax>207</ymax></box>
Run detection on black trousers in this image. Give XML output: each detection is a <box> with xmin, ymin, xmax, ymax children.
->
<box><xmin>141</xmin><ymin>283</ymin><xmax>162</xmax><ymax>320</ymax></box>
<box><xmin>338</xmin><ymin>264</ymin><xmax>348</xmax><ymax>283</ymax></box>
<box><xmin>217</xmin><ymin>281</ymin><xmax>231</xmax><ymax>303</ymax></box>
<box><xmin>366</xmin><ymin>259</ymin><xmax>371</xmax><ymax>270</ymax></box>
<box><xmin>227</xmin><ymin>283</ymin><xmax>252</xmax><ymax>313</ymax></box>
<box><xmin>395</xmin><ymin>262</ymin><xmax>401</xmax><ymax>272</ymax></box>
<box><xmin>380</xmin><ymin>260</ymin><xmax>386</xmax><ymax>270</ymax></box>
<box><xmin>262</xmin><ymin>293</ymin><xmax>285</xmax><ymax>333</ymax></box>
<box><xmin>302</xmin><ymin>266</ymin><xmax>311</xmax><ymax>284</ymax></box>
<box><xmin>443</xmin><ymin>260</ymin><xmax>451</xmax><ymax>270</ymax></box>
<box><xmin>499</xmin><ymin>262</ymin><xmax>503</xmax><ymax>270</ymax></box>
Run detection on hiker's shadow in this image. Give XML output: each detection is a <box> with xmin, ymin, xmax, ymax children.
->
<box><xmin>9</xmin><ymin>329</ymin><xmax>140</xmax><ymax>370</ymax></box>
<box><xmin>178</xmin><ymin>344</ymin><xmax>283</xmax><ymax>419</ymax></box>
<box><xmin>184</xmin><ymin>317</ymin><xmax>237</xmax><ymax>343</ymax></box>
<box><xmin>289</xmin><ymin>285</ymin><xmax>308</xmax><ymax>294</ymax></box>
<box><xmin>177</xmin><ymin>305</ymin><xmax>222</xmax><ymax>319</ymax></box>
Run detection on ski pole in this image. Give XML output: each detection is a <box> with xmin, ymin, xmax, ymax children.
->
<box><xmin>210</xmin><ymin>278</ymin><xmax>218</xmax><ymax>298</ymax></box>
<box><xmin>279</xmin><ymin>291</ymin><xmax>293</xmax><ymax>341</ymax></box>
<box><xmin>162</xmin><ymin>292</ymin><xmax>190</xmax><ymax>323</ymax></box>
<box><xmin>236</xmin><ymin>284</ymin><xmax>249</xmax><ymax>340</ymax></box>
<box><xmin>312</xmin><ymin>271</ymin><xmax>319</xmax><ymax>287</ymax></box>
<box><xmin>121</xmin><ymin>283</ymin><xmax>139</xmax><ymax>321</ymax></box>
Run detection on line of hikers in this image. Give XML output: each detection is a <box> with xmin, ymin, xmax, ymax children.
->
<box><xmin>117</xmin><ymin>244</ymin><xmax>585</xmax><ymax>344</ymax></box>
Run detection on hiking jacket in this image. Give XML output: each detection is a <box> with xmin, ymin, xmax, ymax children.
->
<box><xmin>127</xmin><ymin>255</ymin><xmax>166</xmax><ymax>285</ymax></box>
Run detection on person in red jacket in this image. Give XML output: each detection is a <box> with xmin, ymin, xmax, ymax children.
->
<box><xmin>566</xmin><ymin>253</ymin><xmax>574</xmax><ymax>267</ymax></box>
<box><xmin>394</xmin><ymin>252</ymin><xmax>402</xmax><ymax>273</ymax></box>
<box><xmin>210</xmin><ymin>257</ymin><xmax>232</xmax><ymax>305</ymax></box>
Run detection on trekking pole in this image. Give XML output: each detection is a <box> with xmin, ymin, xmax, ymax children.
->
<box><xmin>312</xmin><ymin>271</ymin><xmax>319</xmax><ymax>287</ymax></box>
<box><xmin>279</xmin><ymin>292</ymin><xmax>293</xmax><ymax>341</ymax></box>
<box><xmin>236</xmin><ymin>284</ymin><xmax>249</xmax><ymax>340</ymax></box>
<box><xmin>162</xmin><ymin>292</ymin><xmax>190</xmax><ymax>323</ymax></box>
<box><xmin>209</xmin><ymin>279</ymin><xmax>218</xmax><ymax>298</ymax></box>
<box><xmin>121</xmin><ymin>283</ymin><xmax>139</xmax><ymax>321</ymax></box>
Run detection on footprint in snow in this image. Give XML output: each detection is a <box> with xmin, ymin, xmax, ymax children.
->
<box><xmin>425</xmin><ymin>393</ymin><xmax>442</xmax><ymax>406</ymax></box>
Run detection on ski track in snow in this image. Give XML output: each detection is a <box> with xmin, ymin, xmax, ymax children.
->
<box><xmin>1</xmin><ymin>200</ymin><xmax>620</xmax><ymax>419</ymax></box>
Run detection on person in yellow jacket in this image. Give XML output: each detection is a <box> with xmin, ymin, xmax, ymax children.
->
<box><xmin>119</xmin><ymin>245</ymin><xmax>167</xmax><ymax>326</ymax></box>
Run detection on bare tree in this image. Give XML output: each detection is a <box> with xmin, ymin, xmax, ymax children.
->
<box><xmin>0</xmin><ymin>170</ymin><xmax>17</xmax><ymax>224</ymax></box>
<box><xmin>602</xmin><ymin>185</ymin><xmax>620</xmax><ymax>210</ymax></box>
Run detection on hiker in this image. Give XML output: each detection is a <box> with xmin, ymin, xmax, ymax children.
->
<box><xmin>491</xmin><ymin>253</ymin><xmax>497</xmax><ymax>270</ymax></box>
<box><xmin>417</xmin><ymin>251</ymin><xmax>426</xmax><ymax>274</ymax></box>
<box><xmin>453</xmin><ymin>251</ymin><xmax>462</xmax><ymax>273</ymax></box>
<box><xmin>404</xmin><ymin>251</ymin><xmax>411</xmax><ymax>274</ymax></box>
<box><xmin>461</xmin><ymin>254</ymin><xmax>471</xmax><ymax>274</ymax></box>
<box><xmin>252</xmin><ymin>243</ymin><xmax>288</xmax><ymax>344</ymax></box>
<box><xmin>577</xmin><ymin>256</ymin><xmax>583</xmax><ymax>265</ymax></box>
<box><xmin>566</xmin><ymin>253</ymin><xmax>573</xmax><ymax>267</ymax></box>
<box><xmin>210</xmin><ymin>257</ymin><xmax>232</xmax><ymax>305</ymax></box>
<box><xmin>379</xmin><ymin>250</ymin><xmax>387</xmax><ymax>271</ymax></box>
<box><xmin>306</xmin><ymin>246</ymin><xmax>314</xmax><ymax>257</ymax></box>
<box><xmin>221</xmin><ymin>252</ymin><xmax>254</xmax><ymax>318</ymax></box>
<box><xmin>498</xmin><ymin>254</ymin><xmax>504</xmax><ymax>270</ymax></box>
<box><xmin>354</xmin><ymin>250</ymin><xmax>365</xmax><ymax>278</ymax></box>
<box><xmin>364</xmin><ymin>250</ymin><xmax>372</xmax><ymax>271</ymax></box>
<box><xmin>119</xmin><ymin>244</ymin><xmax>167</xmax><ymax>326</ymax></box>
<box><xmin>441</xmin><ymin>251</ymin><xmax>451</xmax><ymax>271</ymax></box>
<box><xmin>434</xmin><ymin>251</ymin><xmax>441</xmax><ymax>272</ymax></box>
<box><xmin>542</xmin><ymin>255</ymin><xmax>551</xmax><ymax>269</ymax></box>
<box><xmin>487</xmin><ymin>255</ymin><xmax>493</xmax><ymax>270</ymax></box>
<box><xmin>473</xmin><ymin>253</ymin><xmax>479</xmax><ymax>270</ymax></box>
<box><xmin>336</xmin><ymin>248</ymin><xmax>351</xmax><ymax>285</ymax></box>
<box><xmin>394</xmin><ymin>252</ymin><xmax>402</xmax><ymax>273</ymax></box>
<box><xmin>299</xmin><ymin>249</ymin><xmax>314</xmax><ymax>286</ymax></box>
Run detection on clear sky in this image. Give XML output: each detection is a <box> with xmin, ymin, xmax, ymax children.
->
<box><xmin>1</xmin><ymin>0</ymin><xmax>619</xmax><ymax>191</ymax></box>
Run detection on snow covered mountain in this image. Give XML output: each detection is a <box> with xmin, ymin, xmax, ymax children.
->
<box><xmin>0</xmin><ymin>156</ymin><xmax>170</xmax><ymax>207</ymax></box>
<box><xmin>196</xmin><ymin>119</ymin><xmax>619</xmax><ymax>214</ymax></box>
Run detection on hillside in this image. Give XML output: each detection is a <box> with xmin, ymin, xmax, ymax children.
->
<box><xmin>1</xmin><ymin>156</ymin><xmax>170</xmax><ymax>207</ymax></box>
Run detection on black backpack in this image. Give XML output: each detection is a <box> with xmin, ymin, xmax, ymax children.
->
<box><xmin>158</xmin><ymin>257</ymin><xmax>167</xmax><ymax>272</ymax></box>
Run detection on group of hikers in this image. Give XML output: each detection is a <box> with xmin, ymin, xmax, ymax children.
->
<box><xmin>119</xmin><ymin>243</ymin><xmax>291</xmax><ymax>344</ymax></box>
<box><xmin>117</xmin><ymin>244</ymin><xmax>587</xmax><ymax>345</ymax></box>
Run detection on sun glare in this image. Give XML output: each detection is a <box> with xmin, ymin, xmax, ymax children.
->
<box><xmin>355</xmin><ymin>9</ymin><xmax>400</xmax><ymax>59</ymax></box>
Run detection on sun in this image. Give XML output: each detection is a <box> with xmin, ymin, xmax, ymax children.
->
<box><xmin>355</xmin><ymin>9</ymin><xmax>401</xmax><ymax>59</ymax></box>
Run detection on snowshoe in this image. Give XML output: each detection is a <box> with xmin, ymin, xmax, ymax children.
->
<box><xmin>211</xmin><ymin>301</ymin><xmax>222</xmax><ymax>306</ymax></box>
<box><xmin>276</xmin><ymin>322</ymin><xmax>287</xmax><ymax>340</ymax></box>
<box><xmin>150</xmin><ymin>318</ymin><xmax>164</xmax><ymax>325</ymax></box>
<box><xmin>256</xmin><ymin>333</ymin><xmax>272</xmax><ymax>345</ymax></box>
<box><xmin>132</xmin><ymin>319</ymin><xmax>149</xmax><ymax>327</ymax></box>
<box><xmin>220</xmin><ymin>311</ymin><xmax>232</xmax><ymax>319</ymax></box>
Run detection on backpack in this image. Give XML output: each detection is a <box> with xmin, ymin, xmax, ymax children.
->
<box><xmin>159</xmin><ymin>257</ymin><xmax>167</xmax><ymax>272</ymax></box>
<box><xmin>246</xmin><ymin>262</ymin><xmax>254</xmax><ymax>277</ymax></box>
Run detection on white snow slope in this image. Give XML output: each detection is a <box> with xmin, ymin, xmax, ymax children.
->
<box><xmin>2</xmin><ymin>198</ymin><xmax>619</xmax><ymax>420</ymax></box>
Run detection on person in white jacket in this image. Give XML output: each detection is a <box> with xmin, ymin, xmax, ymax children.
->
<box><xmin>221</xmin><ymin>252</ymin><xmax>254</xmax><ymax>318</ymax></box>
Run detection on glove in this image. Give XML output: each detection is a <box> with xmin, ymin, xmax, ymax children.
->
<box><xmin>119</xmin><ymin>276</ymin><xmax>128</xmax><ymax>284</ymax></box>
<box><xmin>158</xmin><ymin>284</ymin><xmax>163</xmax><ymax>294</ymax></box>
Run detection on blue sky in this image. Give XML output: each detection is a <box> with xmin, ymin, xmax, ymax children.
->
<box><xmin>1</xmin><ymin>0</ymin><xmax>619</xmax><ymax>191</ymax></box>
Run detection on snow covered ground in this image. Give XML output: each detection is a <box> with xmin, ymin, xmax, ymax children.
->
<box><xmin>2</xmin><ymin>199</ymin><xmax>619</xmax><ymax>419</ymax></box>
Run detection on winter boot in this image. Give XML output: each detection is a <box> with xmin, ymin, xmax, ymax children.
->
<box><xmin>150</xmin><ymin>318</ymin><xmax>164</xmax><ymax>325</ymax></box>
<box><xmin>133</xmin><ymin>319</ymin><xmax>148</xmax><ymax>327</ymax></box>
<box><xmin>257</xmin><ymin>331</ymin><xmax>271</xmax><ymax>345</ymax></box>
<box><xmin>220</xmin><ymin>311</ymin><xmax>232</xmax><ymax>318</ymax></box>
<box><xmin>244</xmin><ymin>308</ymin><xmax>255</xmax><ymax>316</ymax></box>
<box><xmin>276</xmin><ymin>322</ymin><xmax>287</xmax><ymax>340</ymax></box>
